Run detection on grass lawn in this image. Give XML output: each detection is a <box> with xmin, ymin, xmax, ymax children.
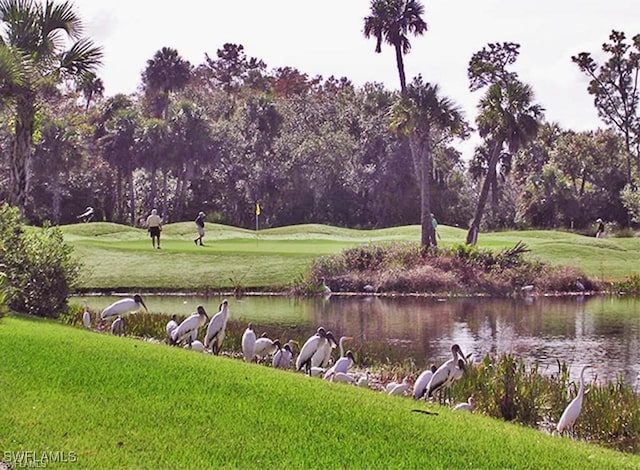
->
<box><xmin>1</xmin><ymin>315</ymin><xmax>638</xmax><ymax>469</ymax></box>
<box><xmin>61</xmin><ymin>222</ymin><xmax>640</xmax><ymax>291</ymax></box>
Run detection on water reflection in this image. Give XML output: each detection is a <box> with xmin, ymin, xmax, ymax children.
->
<box><xmin>75</xmin><ymin>294</ymin><xmax>640</xmax><ymax>387</ymax></box>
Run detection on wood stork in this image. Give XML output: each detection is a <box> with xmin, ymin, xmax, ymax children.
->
<box><xmin>310</xmin><ymin>331</ymin><xmax>339</xmax><ymax>368</ymax></box>
<box><xmin>100</xmin><ymin>294</ymin><xmax>147</xmax><ymax>320</ymax></box>
<box><xmin>166</xmin><ymin>315</ymin><xmax>179</xmax><ymax>342</ymax></box>
<box><xmin>454</xmin><ymin>396</ymin><xmax>476</xmax><ymax>412</ymax></box>
<box><xmin>272</xmin><ymin>341</ymin><xmax>296</xmax><ymax>369</ymax></box>
<box><xmin>82</xmin><ymin>308</ymin><xmax>91</xmax><ymax>329</ymax></box>
<box><xmin>170</xmin><ymin>305</ymin><xmax>208</xmax><ymax>345</ymax></box>
<box><xmin>204</xmin><ymin>300</ymin><xmax>229</xmax><ymax>355</ymax></box>
<box><xmin>185</xmin><ymin>340</ymin><xmax>205</xmax><ymax>352</ymax></box>
<box><xmin>388</xmin><ymin>376</ymin><xmax>410</xmax><ymax>396</ymax></box>
<box><xmin>253</xmin><ymin>335</ymin><xmax>281</xmax><ymax>361</ymax></box>
<box><xmin>413</xmin><ymin>365</ymin><xmax>438</xmax><ymax>399</ymax></box>
<box><xmin>241</xmin><ymin>323</ymin><xmax>257</xmax><ymax>362</ymax></box>
<box><xmin>426</xmin><ymin>344</ymin><xmax>466</xmax><ymax>399</ymax></box>
<box><xmin>557</xmin><ymin>365</ymin><xmax>591</xmax><ymax>436</ymax></box>
<box><xmin>111</xmin><ymin>316</ymin><xmax>125</xmax><ymax>336</ymax></box>
<box><xmin>332</xmin><ymin>372</ymin><xmax>357</xmax><ymax>384</ymax></box>
<box><xmin>324</xmin><ymin>350</ymin><xmax>355</xmax><ymax>380</ymax></box>
<box><xmin>296</xmin><ymin>327</ymin><xmax>328</xmax><ymax>374</ymax></box>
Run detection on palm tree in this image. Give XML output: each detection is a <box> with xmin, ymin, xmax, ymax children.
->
<box><xmin>363</xmin><ymin>0</ymin><xmax>427</xmax><ymax>92</ymax></box>
<box><xmin>141</xmin><ymin>47</ymin><xmax>191</xmax><ymax>120</ymax></box>
<box><xmin>392</xmin><ymin>76</ymin><xmax>467</xmax><ymax>246</ymax></box>
<box><xmin>0</xmin><ymin>0</ymin><xmax>102</xmax><ymax>215</ymax></box>
<box><xmin>466</xmin><ymin>79</ymin><xmax>543</xmax><ymax>244</ymax></box>
<box><xmin>76</xmin><ymin>71</ymin><xmax>104</xmax><ymax>110</ymax></box>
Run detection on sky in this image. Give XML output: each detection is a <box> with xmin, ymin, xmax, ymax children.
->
<box><xmin>71</xmin><ymin>0</ymin><xmax>638</xmax><ymax>156</ymax></box>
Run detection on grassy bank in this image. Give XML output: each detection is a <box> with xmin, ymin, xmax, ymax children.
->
<box><xmin>1</xmin><ymin>315</ymin><xmax>638</xmax><ymax>469</ymax></box>
<box><xmin>62</xmin><ymin>222</ymin><xmax>640</xmax><ymax>292</ymax></box>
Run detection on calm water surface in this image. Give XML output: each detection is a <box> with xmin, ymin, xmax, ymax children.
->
<box><xmin>76</xmin><ymin>294</ymin><xmax>640</xmax><ymax>387</ymax></box>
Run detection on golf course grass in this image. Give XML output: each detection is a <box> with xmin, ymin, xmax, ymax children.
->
<box><xmin>61</xmin><ymin>222</ymin><xmax>640</xmax><ymax>292</ymax></box>
<box><xmin>1</xmin><ymin>315</ymin><xmax>639</xmax><ymax>469</ymax></box>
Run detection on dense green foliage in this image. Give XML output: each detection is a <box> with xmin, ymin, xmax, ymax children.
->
<box><xmin>0</xmin><ymin>204</ymin><xmax>81</xmax><ymax>317</ymax></box>
<box><xmin>1</xmin><ymin>315</ymin><xmax>638</xmax><ymax>468</ymax></box>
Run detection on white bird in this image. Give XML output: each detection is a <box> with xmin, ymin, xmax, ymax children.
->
<box><xmin>311</xmin><ymin>331</ymin><xmax>342</xmax><ymax>368</ymax></box>
<box><xmin>204</xmin><ymin>300</ymin><xmax>229</xmax><ymax>355</ymax></box>
<box><xmin>454</xmin><ymin>396</ymin><xmax>476</xmax><ymax>412</ymax></box>
<box><xmin>100</xmin><ymin>294</ymin><xmax>148</xmax><ymax>320</ymax></box>
<box><xmin>241</xmin><ymin>323</ymin><xmax>257</xmax><ymax>362</ymax></box>
<box><xmin>320</xmin><ymin>277</ymin><xmax>331</xmax><ymax>294</ymax></box>
<box><xmin>413</xmin><ymin>365</ymin><xmax>438</xmax><ymax>399</ymax></box>
<box><xmin>111</xmin><ymin>316</ymin><xmax>125</xmax><ymax>336</ymax></box>
<box><xmin>253</xmin><ymin>334</ymin><xmax>281</xmax><ymax>361</ymax></box>
<box><xmin>272</xmin><ymin>341</ymin><xmax>296</xmax><ymax>369</ymax></box>
<box><xmin>557</xmin><ymin>365</ymin><xmax>591</xmax><ymax>435</ymax></box>
<box><xmin>309</xmin><ymin>366</ymin><xmax>326</xmax><ymax>377</ymax></box>
<box><xmin>170</xmin><ymin>305</ymin><xmax>208</xmax><ymax>346</ymax></box>
<box><xmin>357</xmin><ymin>371</ymin><xmax>370</xmax><ymax>388</ymax></box>
<box><xmin>332</xmin><ymin>372</ymin><xmax>357</xmax><ymax>384</ymax></box>
<box><xmin>324</xmin><ymin>350</ymin><xmax>355</xmax><ymax>381</ymax></box>
<box><xmin>82</xmin><ymin>308</ymin><xmax>91</xmax><ymax>329</ymax></box>
<box><xmin>426</xmin><ymin>344</ymin><xmax>466</xmax><ymax>399</ymax></box>
<box><xmin>166</xmin><ymin>315</ymin><xmax>179</xmax><ymax>342</ymax></box>
<box><xmin>576</xmin><ymin>279</ymin><xmax>586</xmax><ymax>292</ymax></box>
<box><xmin>185</xmin><ymin>340</ymin><xmax>205</xmax><ymax>352</ymax></box>
<box><xmin>296</xmin><ymin>327</ymin><xmax>328</xmax><ymax>374</ymax></box>
<box><xmin>388</xmin><ymin>376</ymin><xmax>410</xmax><ymax>396</ymax></box>
<box><xmin>520</xmin><ymin>285</ymin><xmax>535</xmax><ymax>294</ymax></box>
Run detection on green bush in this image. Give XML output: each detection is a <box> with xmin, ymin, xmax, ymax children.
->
<box><xmin>0</xmin><ymin>271</ymin><xmax>8</xmax><ymax>319</ymax></box>
<box><xmin>0</xmin><ymin>203</ymin><xmax>81</xmax><ymax>318</ymax></box>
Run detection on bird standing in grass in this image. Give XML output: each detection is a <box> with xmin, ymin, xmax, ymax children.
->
<box><xmin>311</xmin><ymin>331</ymin><xmax>338</xmax><ymax>369</ymax></box>
<box><xmin>253</xmin><ymin>334</ymin><xmax>281</xmax><ymax>362</ymax></box>
<box><xmin>100</xmin><ymin>294</ymin><xmax>148</xmax><ymax>320</ymax></box>
<box><xmin>454</xmin><ymin>396</ymin><xmax>476</xmax><ymax>412</ymax></box>
<box><xmin>111</xmin><ymin>316</ymin><xmax>125</xmax><ymax>336</ymax></box>
<box><xmin>82</xmin><ymin>307</ymin><xmax>91</xmax><ymax>329</ymax></box>
<box><xmin>170</xmin><ymin>305</ymin><xmax>208</xmax><ymax>346</ymax></box>
<box><xmin>242</xmin><ymin>323</ymin><xmax>257</xmax><ymax>362</ymax></box>
<box><xmin>272</xmin><ymin>341</ymin><xmax>296</xmax><ymax>369</ymax></box>
<box><xmin>166</xmin><ymin>315</ymin><xmax>179</xmax><ymax>342</ymax></box>
<box><xmin>557</xmin><ymin>365</ymin><xmax>591</xmax><ymax>436</ymax></box>
<box><xmin>324</xmin><ymin>350</ymin><xmax>355</xmax><ymax>380</ymax></box>
<box><xmin>413</xmin><ymin>365</ymin><xmax>437</xmax><ymax>399</ymax></box>
<box><xmin>297</xmin><ymin>327</ymin><xmax>328</xmax><ymax>374</ymax></box>
<box><xmin>426</xmin><ymin>344</ymin><xmax>466</xmax><ymax>399</ymax></box>
<box><xmin>204</xmin><ymin>300</ymin><xmax>229</xmax><ymax>355</ymax></box>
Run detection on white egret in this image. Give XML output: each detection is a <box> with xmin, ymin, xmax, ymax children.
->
<box><xmin>310</xmin><ymin>331</ymin><xmax>338</xmax><ymax>368</ymax></box>
<box><xmin>413</xmin><ymin>365</ymin><xmax>438</xmax><ymax>400</ymax></box>
<box><xmin>253</xmin><ymin>334</ymin><xmax>281</xmax><ymax>361</ymax></box>
<box><xmin>100</xmin><ymin>294</ymin><xmax>147</xmax><ymax>320</ymax></box>
<box><xmin>111</xmin><ymin>316</ymin><xmax>125</xmax><ymax>336</ymax></box>
<box><xmin>241</xmin><ymin>323</ymin><xmax>257</xmax><ymax>362</ymax></box>
<box><xmin>166</xmin><ymin>315</ymin><xmax>179</xmax><ymax>342</ymax></box>
<box><xmin>204</xmin><ymin>300</ymin><xmax>229</xmax><ymax>355</ymax></box>
<box><xmin>557</xmin><ymin>365</ymin><xmax>591</xmax><ymax>436</ymax></box>
<box><xmin>323</xmin><ymin>350</ymin><xmax>355</xmax><ymax>381</ymax></box>
<box><xmin>320</xmin><ymin>277</ymin><xmax>331</xmax><ymax>294</ymax></box>
<box><xmin>272</xmin><ymin>341</ymin><xmax>296</xmax><ymax>369</ymax></box>
<box><xmin>388</xmin><ymin>377</ymin><xmax>410</xmax><ymax>396</ymax></box>
<box><xmin>82</xmin><ymin>308</ymin><xmax>91</xmax><ymax>329</ymax></box>
<box><xmin>296</xmin><ymin>327</ymin><xmax>328</xmax><ymax>374</ymax></box>
<box><xmin>454</xmin><ymin>396</ymin><xmax>476</xmax><ymax>412</ymax></box>
<box><xmin>426</xmin><ymin>344</ymin><xmax>466</xmax><ymax>399</ymax></box>
<box><xmin>170</xmin><ymin>305</ymin><xmax>208</xmax><ymax>346</ymax></box>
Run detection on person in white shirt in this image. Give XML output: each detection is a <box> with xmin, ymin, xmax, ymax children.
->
<box><xmin>146</xmin><ymin>209</ymin><xmax>163</xmax><ymax>249</ymax></box>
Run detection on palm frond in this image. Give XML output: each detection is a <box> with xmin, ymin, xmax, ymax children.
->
<box><xmin>59</xmin><ymin>37</ymin><xmax>102</xmax><ymax>78</ymax></box>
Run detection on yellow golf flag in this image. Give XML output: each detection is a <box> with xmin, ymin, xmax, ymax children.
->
<box><xmin>256</xmin><ymin>203</ymin><xmax>261</xmax><ymax>216</ymax></box>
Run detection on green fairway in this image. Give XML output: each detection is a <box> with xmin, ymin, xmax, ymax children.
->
<box><xmin>62</xmin><ymin>222</ymin><xmax>640</xmax><ymax>291</ymax></box>
<box><xmin>1</xmin><ymin>315</ymin><xmax>638</xmax><ymax>469</ymax></box>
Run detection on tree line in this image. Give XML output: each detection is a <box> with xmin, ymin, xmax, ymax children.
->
<box><xmin>1</xmin><ymin>0</ymin><xmax>639</xmax><ymax>245</ymax></box>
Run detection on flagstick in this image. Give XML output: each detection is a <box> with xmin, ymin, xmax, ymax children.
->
<box><xmin>255</xmin><ymin>212</ymin><xmax>259</xmax><ymax>246</ymax></box>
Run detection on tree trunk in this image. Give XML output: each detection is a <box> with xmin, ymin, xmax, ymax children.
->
<box><xmin>394</xmin><ymin>43</ymin><xmax>407</xmax><ymax>93</ymax></box>
<box><xmin>149</xmin><ymin>162</ymin><xmax>157</xmax><ymax>210</ymax></box>
<box><xmin>409</xmin><ymin>134</ymin><xmax>434</xmax><ymax>247</ymax></box>
<box><xmin>128</xmin><ymin>169</ymin><xmax>135</xmax><ymax>226</ymax></box>
<box><xmin>466</xmin><ymin>141</ymin><xmax>503</xmax><ymax>245</ymax></box>
<box><xmin>51</xmin><ymin>173</ymin><xmax>62</xmax><ymax>224</ymax></box>
<box><xmin>9</xmin><ymin>94</ymin><xmax>36</xmax><ymax>215</ymax></box>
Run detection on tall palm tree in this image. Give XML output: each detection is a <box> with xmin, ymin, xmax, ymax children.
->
<box><xmin>466</xmin><ymin>80</ymin><xmax>543</xmax><ymax>244</ymax></box>
<box><xmin>76</xmin><ymin>71</ymin><xmax>104</xmax><ymax>110</ymax></box>
<box><xmin>363</xmin><ymin>0</ymin><xmax>427</xmax><ymax>92</ymax></box>
<box><xmin>141</xmin><ymin>47</ymin><xmax>191</xmax><ymax>120</ymax></box>
<box><xmin>392</xmin><ymin>76</ymin><xmax>467</xmax><ymax>246</ymax></box>
<box><xmin>0</xmin><ymin>0</ymin><xmax>102</xmax><ymax>215</ymax></box>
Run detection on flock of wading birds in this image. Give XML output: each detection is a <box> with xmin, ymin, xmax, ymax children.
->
<box><xmin>86</xmin><ymin>294</ymin><xmax>589</xmax><ymax>437</ymax></box>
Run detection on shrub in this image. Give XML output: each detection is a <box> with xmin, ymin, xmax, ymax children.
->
<box><xmin>0</xmin><ymin>203</ymin><xmax>82</xmax><ymax>318</ymax></box>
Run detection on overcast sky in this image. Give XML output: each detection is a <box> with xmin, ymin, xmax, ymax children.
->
<box><xmin>72</xmin><ymin>0</ymin><xmax>638</xmax><ymax>152</ymax></box>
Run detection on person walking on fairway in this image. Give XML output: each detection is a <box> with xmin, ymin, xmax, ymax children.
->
<box><xmin>194</xmin><ymin>211</ymin><xmax>206</xmax><ymax>246</ymax></box>
<box><xmin>146</xmin><ymin>208</ymin><xmax>162</xmax><ymax>249</ymax></box>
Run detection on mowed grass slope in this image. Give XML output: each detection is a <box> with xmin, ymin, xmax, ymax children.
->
<box><xmin>1</xmin><ymin>316</ymin><xmax>638</xmax><ymax>469</ymax></box>
<box><xmin>61</xmin><ymin>222</ymin><xmax>640</xmax><ymax>291</ymax></box>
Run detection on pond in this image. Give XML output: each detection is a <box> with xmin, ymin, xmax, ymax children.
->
<box><xmin>74</xmin><ymin>293</ymin><xmax>640</xmax><ymax>388</ymax></box>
